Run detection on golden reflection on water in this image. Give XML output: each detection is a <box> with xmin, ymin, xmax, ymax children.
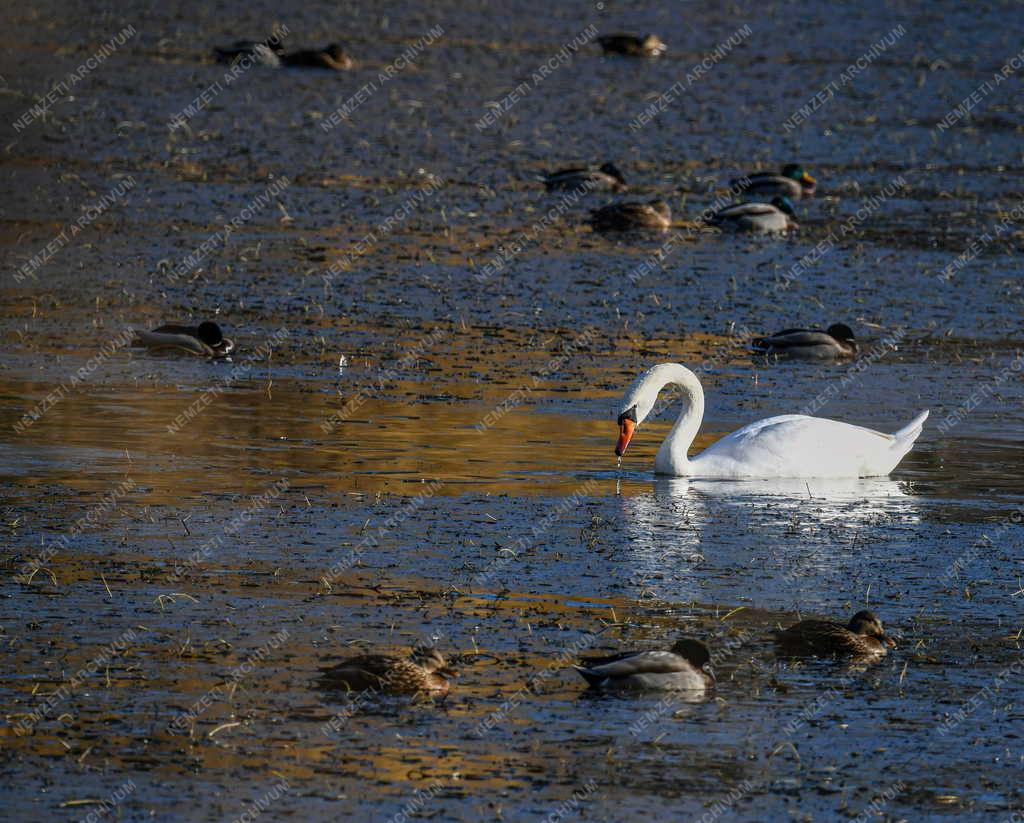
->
<box><xmin>0</xmin><ymin>326</ymin><xmax>753</xmax><ymax>499</ymax></box>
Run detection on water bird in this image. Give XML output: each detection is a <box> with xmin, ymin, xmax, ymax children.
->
<box><xmin>574</xmin><ymin>637</ymin><xmax>714</xmax><ymax>692</ymax></box>
<box><xmin>590</xmin><ymin>199</ymin><xmax>671</xmax><ymax>232</ymax></box>
<box><xmin>752</xmin><ymin>324</ymin><xmax>858</xmax><ymax>360</ymax></box>
<box><xmin>278</xmin><ymin>43</ymin><xmax>354</xmax><ymax>70</ymax></box>
<box><xmin>705</xmin><ymin>196</ymin><xmax>798</xmax><ymax>234</ymax></box>
<box><xmin>733</xmin><ymin>164</ymin><xmax>817</xmax><ymax>199</ymax></box>
<box><xmin>132</xmin><ymin>321</ymin><xmax>234</xmax><ymax>357</ymax></box>
<box><xmin>597</xmin><ymin>34</ymin><xmax>667</xmax><ymax>57</ymax></box>
<box><xmin>540</xmin><ymin>162</ymin><xmax>627</xmax><ymax>192</ymax></box>
<box><xmin>773</xmin><ymin>610</ymin><xmax>895</xmax><ymax>659</ymax></box>
<box><xmin>614</xmin><ymin>362</ymin><xmax>928</xmax><ymax>478</ymax></box>
<box><xmin>318</xmin><ymin>648</ymin><xmax>455</xmax><ymax>695</ymax></box>
<box><xmin>214</xmin><ymin>37</ymin><xmax>287</xmax><ymax>62</ymax></box>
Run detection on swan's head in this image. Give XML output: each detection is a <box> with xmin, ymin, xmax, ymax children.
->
<box><xmin>616</xmin><ymin>363</ymin><xmax>676</xmax><ymax>456</ymax></box>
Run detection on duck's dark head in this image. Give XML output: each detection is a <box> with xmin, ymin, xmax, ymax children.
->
<box><xmin>848</xmin><ymin>610</ymin><xmax>895</xmax><ymax>647</ymax></box>
<box><xmin>782</xmin><ymin>164</ymin><xmax>816</xmax><ymax>187</ymax></box>
<box><xmin>826</xmin><ymin>323</ymin><xmax>856</xmax><ymax>343</ymax></box>
<box><xmin>599</xmin><ymin>162</ymin><xmax>627</xmax><ymax>184</ymax></box>
<box><xmin>671</xmin><ymin>637</ymin><xmax>711</xmax><ymax>669</ymax></box>
<box><xmin>771</xmin><ymin>196</ymin><xmax>796</xmax><ymax>217</ymax></box>
<box><xmin>196</xmin><ymin>321</ymin><xmax>224</xmax><ymax>347</ymax></box>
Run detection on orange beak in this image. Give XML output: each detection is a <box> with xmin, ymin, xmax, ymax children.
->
<box><xmin>801</xmin><ymin>171</ymin><xmax>816</xmax><ymax>185</ymax></box>
<box><xmin>616</xmin><ymin>418</ymin><xmax>636</xmax><ymax>457</ymax></box>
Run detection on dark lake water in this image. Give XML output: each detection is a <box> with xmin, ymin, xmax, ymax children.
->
<box><xmin>2</xmin><ymin>0</ymin><xmax>1023</xmax><ymax>820</ymax></box>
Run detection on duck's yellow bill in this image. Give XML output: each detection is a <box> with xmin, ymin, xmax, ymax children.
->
<box><xmin>801</xmin><ymin>172</ymin><xmax>816</xmax><ymax>185</ymax></box>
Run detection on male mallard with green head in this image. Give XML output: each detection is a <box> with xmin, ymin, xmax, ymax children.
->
<box><xmin>774</xmin><ymin>610</ymin><xmax>895</xmax><ymax>659</ymax></box>
<box><xmin>573</xmin><ymin>637</ymin><xmax>714</xmax><ymax>693</ymax></box>
<box><xmin>318</xmin><ymin>647</ymin><xmax>455</xmax><ymax>695</ymax></box>
<box><xmin>706</xmin><ymin>196</ymin><xmax>798</xmax><ymax>234</ymax></box>
<box><xmin>132</xmin><ymin>321</ymin><xmax>234</xmax><ymax>357</ymax></box>
<box><xmin>752</xmin><ymin>323</ymin><xmax>858</xmax><ymax>360</ymax></box>
<box><xmin>590</xmin><ymin>199</ymin><xmax>671</xmax><ymax>232</ymax></box>
<box><xmin>541</xmin><ymin>162</ymin><xmax>627</xmax><ymax>192</ymax></box>
<box><xmin>597</xmin><ymin>33</ymin><xmax>666</xmax><ymax>57</ymax></box>
<box><xmin>733</xmin><ymin>164</ymin><xmax>817</xmax><ymax>199</ymax></box>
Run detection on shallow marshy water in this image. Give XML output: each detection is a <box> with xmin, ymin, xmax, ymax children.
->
<box><xmin>2</xmin><ymin>0</ymin><xmax>1024</xmax><ymax>820</ymax></box>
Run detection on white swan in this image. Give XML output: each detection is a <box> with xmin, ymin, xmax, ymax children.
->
<box><xmin>615</xmin><ymin>363</ymin><xmax>928</xmax><ymax>479</ymax></box>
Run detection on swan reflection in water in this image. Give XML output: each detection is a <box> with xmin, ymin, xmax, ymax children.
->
<box><xmin>614</xmin><ymin>475</ymin><xmax>921</xmax><ymax>603</ymax></box>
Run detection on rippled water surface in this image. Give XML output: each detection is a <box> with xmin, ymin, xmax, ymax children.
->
<box><xmin>2</xmin><ymin>0</ymin><xmax>1024</xmax><ymax>821</ymax></box>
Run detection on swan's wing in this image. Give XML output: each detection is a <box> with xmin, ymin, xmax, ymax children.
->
<box><xmin>695</xmin><ymin>415</ymin><xmax>907</xmax><ymax>478</ymax></box>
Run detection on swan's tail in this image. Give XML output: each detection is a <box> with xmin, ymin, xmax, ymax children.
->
<box><xmin>891</xmin><ymin>410</ymin><xmax>929</xmax><ymax>445</ymax></box>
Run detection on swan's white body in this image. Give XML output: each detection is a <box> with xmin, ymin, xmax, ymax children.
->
<box><xmin>617</xmin><ymin>363</ymin><xmax>928</xmax><ymax>479</ymax></box>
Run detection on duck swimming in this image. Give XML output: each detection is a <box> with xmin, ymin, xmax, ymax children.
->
<box><xmin>279</xmin><ymin>43</ymin><xmax>354</xmax><ymax>70</ymax></box>
<box><xmin>574</xmin><ymin>637</ymin><xmax>714</xmax><ymax>693</ymax></box>
<box><xmin>541</xmin><ymin>162</ymin><xmax>627</xmax><ymax>192</ymax></box>
<box><xmin>213</xmin><ymin>37</ymin><xmax>286</xmax><ymax>62</ymax></box>
<box><xmin>132</xmin><ymin>321</ymin><xmax>234</xmax><ymax>357</ymax></box>
<box><xmin>614</xmin><ymin>362</ymin><xmax>928</xmax><ymax>478</ymax></box>
<box><xmin>773</xmin><ymin>610</ymin><xmax>895</xmax><ymax>659</ymax></box>
<box><xmin>590</xmin><ymin>199</ymin><xmax>671</xmax><ymax>232</ymax></box>
<box><xmin>733</xmin><ymin>164</ymin><xmax>817</xmax><ymax>199</ymax></box>
<box><xmin>597</xmin><ymin>33</ymin><xmax>667</xmax><ymax>57</ymax></box>
<box><xmin>318</xmin><ymin>647</ymin><xmax>455</xmax><ymax>695</ymax></box>
<box><xmin>706</xmin><ymin>196</ymin><xmax>798</xmax><ymax>234</ymax></box>
<box><xmin>221</xmin><ymin>43</ymin><xmax>354</xmax><ymax>70</ymax></box>
<box><xmin>752</xmin><ymin>324</ymin><xmax>858</xmax><ymax>360</ymax></box>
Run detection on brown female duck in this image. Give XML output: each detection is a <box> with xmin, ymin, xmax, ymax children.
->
<box><xmin>318</xmin><ymin>647</ymin><xmax>455</xmax><ymax>695</ymax></box>
<box><xmin>774</xmin><ymin>610</ymin><xmax>895</xmax><ymax>659</ymax></box>
<box><xmin>590</xmin><ymin>199</ymin><xmax>671</xmax><ymax>232</ymax></box>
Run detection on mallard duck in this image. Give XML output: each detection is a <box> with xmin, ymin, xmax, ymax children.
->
<box><xmin>590</xmin><ymin>199</ymin><xmax>671</xmax><ymax>232</ymax></box>
<box><xmin>132</xmin><ymin>321</ymin><xmax>234</xmax><ymax>357</ymax></box>
<box><xmin>280</xmin><ymin>43</ymin><xmax>354</xmax><ymax>70</ymax></box>
<box><xmin>705</xmin><ymin>196</ymin><xmax>797</xmax><ymax>234</ymax></box>
<box><xmin>214</xmin><ymin>37</ymin><xmax>286</xmax><ymax>62</ymax></box>
<box><xmin>541</xmin><ymin>162</ymin><xmax>627</xmax><ymax>192</ymax></box>
<box><xmin>752</xmin><ymin>324</ymin><xmax>858</xmax><ymax>360</ymax></box>
<box><xmin>319</xmin><ymin>648</ymin><xmax>455</xmax><ymax>695</ymax></box>
<box><xmin>733</xmin><ymin>164</ymin><xmax>817</xmax><ymax>199</ymax></box>
<box><xmin>597</xmin><ymin>34</ymin><xmax>666</xmax><ymax>57</ymax></box>
<box><xmin>774</xmin><ymin>610</ymin><xmax>895</xmax><ymax>659</ymax></box>
<box><xmin>573</xmin><ymin>637</ymin><xmax>714</xmax><ymax>692</ymax></box>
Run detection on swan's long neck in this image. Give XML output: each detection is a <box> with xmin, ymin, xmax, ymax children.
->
<box><xmin>652</xmin><ymin>366</ymin><xmax>705</xmax><ymax>476</ymax></box>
